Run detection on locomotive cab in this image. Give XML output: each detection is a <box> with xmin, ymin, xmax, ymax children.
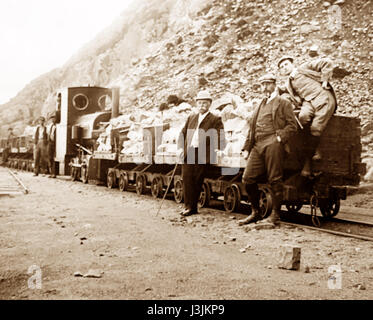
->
<box><xmin>55</xmin><ymin>86</ymin><xmax>114</xmax><ymax>175</ymax></box>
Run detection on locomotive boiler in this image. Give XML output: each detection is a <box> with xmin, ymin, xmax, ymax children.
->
<box><xmin>55</xmin><ymin>86</ymin><xmax>119</xmax><ymax>177</ymax></box>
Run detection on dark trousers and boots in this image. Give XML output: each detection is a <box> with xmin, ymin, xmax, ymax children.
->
<box><xmin>48</xmin><ymin>143</ymin><xmax>56</xmax><ymax>178</ymax></box>
<box><xmin>239</xmin><ymin>135</ymin><xmax>284</xmax><ymax>226</ymax></box>
<box><xmin>181</xmin><ymin>148</ymin><xmax>210</xmax><ymax>216</ymax></box>
<box><xmin>301</xmin><ymin>134</ymin><xmax>321</xmax><ymax>177</ymax></box>
<box><xmin>34</xmin><ymin>140</ymin><xmax>47</xmax><ymax>176</ymax></box>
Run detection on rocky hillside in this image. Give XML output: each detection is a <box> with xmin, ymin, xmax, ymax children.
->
<box><xmin>0</xmin><ymin>0</ymin><xmax>372</xmax><ymax>177</ymax></box>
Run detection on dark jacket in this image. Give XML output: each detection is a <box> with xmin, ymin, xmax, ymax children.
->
<box><xmin>34</xmin><ymin>125</ymin><xmax>48</xmax><ymax>145</ymax></box>
<box><xmin>178</xmin><ymin>112</ymin><xmax>226</xmax><ymax>164</ymax></box>
<box><xmin>243</xmin><ymin>95</ymin><xmax>297</xmax><ymax>154</ymax></box>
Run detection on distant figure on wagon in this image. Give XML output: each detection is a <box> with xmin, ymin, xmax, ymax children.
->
<box><xmin>278</xmin><ymin>56</ymin><xmax>337</xmax><ymax>177</ymax></box>
<box><xmin>47</xmin><ymin>113</ymin><xmax>57</xmax><ymax>178</ymax></box>
<box><xmin>238</xmin><ymin>74</ymin><xmax>297</xmax><ymax>227</ymax></box>
<box><xmin>177</xmin><ymin>90</ymin><xmax>226</xmax><ymax>217</ymax></box>
<box><xmin>33</xmin><ymin>116</ymin><xmax>48</xmax><ymax>177</ymax></box>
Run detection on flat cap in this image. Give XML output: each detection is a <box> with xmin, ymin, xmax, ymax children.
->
<box><xmin>277</xmin><ymin>55</ymin><xmax>294</xmax><ymax>67</ymax></box>
<box><xmin>259</xmin><ymin>73</ymin><xmax>277</xmax><ymax>84</ymax></box>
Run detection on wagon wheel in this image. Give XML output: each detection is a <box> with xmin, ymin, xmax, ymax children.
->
<box><xmin>151</xmin><ymin>177</ymin><xmax>163</xmax><ymax>198</ymax></box>
<box><xmin>319</xmin><ymin>197</ymin><xmax>340</xmax><ymax>219</ymax></box>
<box><xmin>81</xmin><ymin>165</ymin><xmax>88</xmax><ymax>184</ymax></box>
<box><xmin>198</xmin><ymin>182</ymin><xmax>211</xmax><ymax>208</ymax></box>
<box><xmin>174</xmin><ymin>179</ymin><xmax>184</xmax><ymax>204</ymax></box>
<box><xmin>258</xmin><ymin>187</ymin><xmax>273</xmax><ymax>219</ymax></box>
<box><xmin>118</xmin><ymin>173</ymin><xmax>129</xmax><ymax>192</ymax></box>
<box><xmin>136</xmin><ymin>174</ymin><xmax>146</xmax><ymax>195</ymax></box>
<box><xmin>224</xmin><ymin>184</ymin><xmax>241</xmax><ymax>213</ymax></box>
<box><xmin>286</xmin><ymin>203</ymin><xmax>303</xmax><ymax>214</ymax></box>
<box><xmin>107</xmin><ymin>171</ymin><xmax>116</xmax><ymax>189</ymax></box>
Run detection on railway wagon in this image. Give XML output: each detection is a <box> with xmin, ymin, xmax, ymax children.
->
<box><xmin>0</xmin><ymin>133</ymin><xmax>35</xmax><ymax>171</ymax></box>
<box><xmin>97</xmin><ymin>113</ymin><xmax>365</xmax><ymax>220</ymax></box>
<box><xmin>1</xmin><ymin>86</ymin><xmax>366</xmax><ymax>222</ymax></box>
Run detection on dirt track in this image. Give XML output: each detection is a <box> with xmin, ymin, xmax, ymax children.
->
<box><xmin>0</xmin><ymin>170</ymin><xmax>372</xmax><ymax>300</ymax></box>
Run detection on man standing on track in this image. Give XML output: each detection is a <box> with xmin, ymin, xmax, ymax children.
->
<box><xmin>33</xmin><ymin>116</ymin><xmax>48</xmax><ymax>177</ymax></box>
<box><xmin>177</xmin><ymin>90</ymin><xmax>226</xmax><ymax>217</ymax></box>
<box><xmin>47</xmin><ymin>113</ymin><xmax>57</xmax><ymax>178</ymax></box>
<box><xmin>238</xmin><ymin>74</ymin><xmax>297</xmax><ymax>227</ymax></box>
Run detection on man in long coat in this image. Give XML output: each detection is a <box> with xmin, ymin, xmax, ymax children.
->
<box><xmin>178</xmin><ymin>90</ymin><xmax>226</xmax><ymax>216</ymax></box>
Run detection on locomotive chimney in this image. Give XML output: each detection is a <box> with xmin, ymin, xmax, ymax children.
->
<box><xmin>111</xmin><ymin>87</ymin><xmax>120</xmax><ymax>119</ymax></box>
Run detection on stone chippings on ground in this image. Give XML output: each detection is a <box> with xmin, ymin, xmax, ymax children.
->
<box><xmin>0</xmin><ymin>172</ymin><xmax>372</xmax><ymax>299</ymax></box>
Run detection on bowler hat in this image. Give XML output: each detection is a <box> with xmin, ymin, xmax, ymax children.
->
<box><xmin>196</xmin><ymin>90</ymin><xmax>213</xmax><ymax>101</ymax></box>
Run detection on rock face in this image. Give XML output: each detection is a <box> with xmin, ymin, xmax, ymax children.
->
<box><xmin>0</xmin><ymin>0</ymin><xmax>372</xmax><ymax>174</ymax></box>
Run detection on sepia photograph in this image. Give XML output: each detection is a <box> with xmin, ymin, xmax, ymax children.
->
<box><xmin>0</xmin><ymin>0</ymin><xmax>372</xmax><ymax>307</ymax></box>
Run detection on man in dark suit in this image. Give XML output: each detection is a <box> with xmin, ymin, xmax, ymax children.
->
<box><xmin>177</xmin><ymin>90</ymin><xmax>226</xmax><ymax>217</ymax></box>
<box><xmin>47</xmin><ymin>113</ymin><xmax>57</xmax><ymax>178</ymax></box>
<box><xmin>33</xmin><ymin>116</ymin><xmax>48</xmax><ymax>176</ymax></box>
<box><xmin>238</xmin><ymin>74</ymin><xmax>297</xmax><ymax>227</ymax></box>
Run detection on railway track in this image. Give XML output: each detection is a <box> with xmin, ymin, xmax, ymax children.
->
<box><xmin>0</xmin><ymin>167</ymin><xmax>28</xmax><ymax>196</ymax></box>
<box><xmin>279</xmin><ymin>211</ymin><xmax>373</xmax><ymax>242</ymax></box>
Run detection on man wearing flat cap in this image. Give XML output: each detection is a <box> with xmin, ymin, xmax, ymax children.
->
<box><xmin>177</xmin><ymin>90</ymin><xmax>226</xmax><ymax>217</ymax></box>
<box><xmin>33</xmin><ymin>116</ymin><xmax>48</xmax><ymax>176</ymax></box>
<box><xmin>278</xmin><ymin>56</ymin><xmax>337</xmax><ymax>177</ymax></box>
<box><xmin>47</xmin><ymin>112</ymin><xmax>57</xmax><ymax>178</ymax></box>
<box><xmin>238</xmin><ymin>74</ymin><xmax>297</xmax><ymax>227</ymax></box>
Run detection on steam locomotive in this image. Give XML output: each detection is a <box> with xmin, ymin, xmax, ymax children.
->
<box><xmin>0</xmin><ymin>86</ymin><xmax>366</xmax><ymax>221</ymax></box>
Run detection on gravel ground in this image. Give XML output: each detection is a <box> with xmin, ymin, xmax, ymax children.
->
<box><xmin>0</xmin><ymin>171</ymin><xmax>372</xmax><ymax>300</ymax></box>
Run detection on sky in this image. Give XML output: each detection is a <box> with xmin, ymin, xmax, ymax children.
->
<box><xmin>0</xmin><ymin>0</ymin><xmax>135</xmax><ymax>104</ymax></box>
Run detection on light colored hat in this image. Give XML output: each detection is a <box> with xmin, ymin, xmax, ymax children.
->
<box><xmin>196</xmin><ymin>90</ymin><xmax>212</xmax><ymax>101</ymax></box>
<box><xmin>259</xmin><ymin>73</ymin><xmax>277</xmax><ymax>84</ymax></box>
<box><xmin>277</xmin><ymin>55</ymin><xmax>294</xmax><ymax>68</ymax></box>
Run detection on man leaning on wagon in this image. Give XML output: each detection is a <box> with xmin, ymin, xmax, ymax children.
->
<box><xmin>278</xmin><ymin>55</ymin><xmax>337</xmax><ymax>177</ymax></box>
<box><xmin>238</xmin><ymin>74</ymin><xmax>298</xmax><ymax>227</ymax></box>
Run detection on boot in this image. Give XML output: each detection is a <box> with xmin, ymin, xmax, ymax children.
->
<box><xmin>312</xmin><ymin>147</ymin><xmax>322</xmax><ymax>161</ymax></box>
<box><xmin>301</xmin><ymin>158</ymin><xmax>312</xmax><ymax>177</ymax></box>
<box><xmin>257</xmin><ymin>183</ymin><xmax>282</xmax><ymax>226</ymax></box>
<box><xmin>301</xmin><ymin>135</ymin><xmax>321</xmax><ymax>177</ymax></box>
<box><xmin>259</xmin><ymin>209</ymin><xmax>281</xmax><ymax>225</ymax></box>
<box><xmin>238</xmin><ymin>208</ymin><xmax>261</xmax><ymax>225</ymax></box>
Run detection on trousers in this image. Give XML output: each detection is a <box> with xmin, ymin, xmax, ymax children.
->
<box><xmin>242</xmin><ymin>135</ymin><xmax>285</xmax><ymax>185</ymax></box>
<box><xmin>34</xmin><ymin>140</ymin><xmax>47</xmax><ymax>174</ymax></box>
<box><xmin>48</xmin><ymin>142</ymin><xmax>56</xmax><ymax>176</ymax></box>
<box><xmin>299</xmin><ymin>89</ymin><xmax>336</xmax><ymax>136</ymax></box>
